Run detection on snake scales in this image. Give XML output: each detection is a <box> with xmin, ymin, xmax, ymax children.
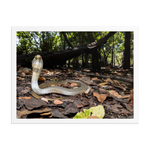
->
<box><xmin>31</xmin><ymin>55</ymin><xmax>87</xmax><ymax>99</ymax></box>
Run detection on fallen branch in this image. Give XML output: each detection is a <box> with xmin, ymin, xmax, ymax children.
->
<box><xmin>74</xmin><ymin>70</ymin><xmax>133</xmax><ymax>83</ymax></box>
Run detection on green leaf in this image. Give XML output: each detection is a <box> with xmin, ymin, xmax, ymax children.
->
<box><xmin>73</xmin><ymin>105</ymin><xmax>105</xmax><ymax>119</ymax></box>
<box><xmin>89</xmin><ymin>105</ymin><xmax>105</xmax><ymax>119</ymax></box>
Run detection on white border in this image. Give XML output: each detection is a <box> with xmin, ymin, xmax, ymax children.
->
<box><xmin>12</xmin><ymin>26</ymin><xmax>138</xmax><ymax>124</ymax></box>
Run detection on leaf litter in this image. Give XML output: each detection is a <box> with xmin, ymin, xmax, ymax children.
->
<box><xmin>16</xmin><ymin>66</ymin><xmax>134</xmax><ymax>119</ymax></box>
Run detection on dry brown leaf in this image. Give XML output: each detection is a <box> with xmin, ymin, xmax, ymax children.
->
<box><xmin>42</xmin><ymin>69</ymin><xmax>50</xmax><ymax>73</ymax></box>
<box><xmin>17</xmin><ymin>67</ymin><xmax>23</xmax><ymax>73</ymax></box>
<box><xmin>25</xmin><ymin>70</ymin><xmax>31</xmax><ymax>74</ymax></box>
<box><xmin>92</xmin><ymin>77</ymin><xmax>98</xmax><ymax>81</ymax></box>
<box><xmin>127</xmin><ymin>94</ymin><xmax>133</xmax><ymax>102</ymax></box>
<box><xmin>18</xmin><ymin>97</ymin><xmax>31</xmax><ymax>100</ymax></box>
<box><xmin>21</xmin><ymin>72</ymin><xmax>26</xmax><ymax>77</ymax></box>
<box><xmin>106</xmin><ymin>78</ymin><xmax>111</xmax><ymax>82</ymax></box>
<box><xmin>113</xmin><ymin>80</ymin><xmax>120</xmax><ymax>86</ymax></box>
<box><xmin>122</xmin><ymin>95</ymin><xmax>130</xmax><ymax>99</ymax></box>
<box><xmin>38</xmin><ymin>77</ymin><xmax>46</xmax><ymax>81</ymax></box>
<box><xmin>109</xmin><ymin>90</ymin><xmax>122</xmax><ymax>98</ymax></box>
<box><xmin>99</xmin><ymin>88</ymin><xmax>108</xmax><ymax>94</ymax></box>
<box><xmin>21</xmin><ymin>89</ymin><xmax>30</xmax><ymax>94</ymax></box>
<box><xmin>51</xmin><ymin>84</ymin><xmax>56</xmax><ymax>87</ymax></box>
<box><xmin>84</xmin><ymin>86</ymin><xmax>91</xmax><ymax>94</ymax></box>
<box><xmin>17</xmin><ymin>108</ymin><xmax>51</xmax><ymax>118</ymax></box>
<box><xmin>97</xmin><ymin>82</ymin><xmax>107</xmax><ymax>87</ymax></box>
<box><xmin>93</xmin><ymin>93</ymin><xmax>107</xmax><ymax>103</ymax></box>
<box><xmin>106</xmin><ymin>78</ymin><xmax>113</xmax><ymax>84</ymax></box>
<box><xmin>54</xmin><ymin>100</ymin><xmax>63</xmax><ymax>105</ymax></box>
<box><xmin>17</xmin><ymin>77</ymin><xmax>25</xmax><ymax>81</ymax></box>
<box><xmin>41</xmin><ymin>97</ymin><xmax>48</xmax><ymax>103</ymax></box>
<box><xmin>40</xmin><ymin>112</ymin><xmax>52</xmax><ymax>116</ymax></box>
<box><xmin>70</xmin><ymin>83</ymin><xmax>77</xmax><ymax>87</ymax></box>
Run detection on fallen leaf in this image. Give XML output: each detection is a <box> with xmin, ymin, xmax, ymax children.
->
<box><xmin>73</xmin><ymin>105</ymin><xmax>105</xmax><ymax>119</ymax></box>
<box><xmin>49</xmin><ymin>115</ymin><xmax>53</xmax><ymax>118</ymax></box>
<box><xmin>100</xmin><ymin>85</ymin><xmax>113</xmax><ymax>90</ymax></box>
<box><xmin>17</xmin><ymin>67</ymin><xmax>23</xmax><ymax>73</ymax></box>
<box><xmin>25</xmin><ymin>70</ymin><xmax>31</xmax><ymax>74</ymax></box>
<box><xmin>81</xmin><ymin>80</ymin><xmax>96</xmax><ymax>86</ymax></box>
<box><xmin>129</xmin><ymin>100</ymin><xmax>133</xmax><ymax>105</ymax></box>
<box><xmin>73</xmin><ymin>109</ymin><xmax>91</xmax><ymax>119</ymax></box>
<box><xmin>21</xmin><ymin>72</ymin><xmax>26</xmax><ymax>77</ymax></box>
<box><xmin>93</xmin><ymin>93</ymin><xmax>107</xmax><ymax>103</ymax></box>
<box><xmin>97</xmin><ymin>82</ymin><xmax>107</xmax><ymax>87</ymax></box>
<box><xmin>84</xmin><ymin>86</ymin><xmax>91</xmax><ymax>94</ymax></box>
<box><xmin>99</xmin><ymin>88</ymin><xmax>108</xmax><ymax>94</ymax></box>
<box><xmin>64</xmin><ymin>103</ymin><xmax>78</xmax><ymax>115</ymax></box>
<box><xmin>40</xmin><ymin>112</ymin><xmax>52</xmax><ymax>116</ymax></box>
<box><xmin>122</xmin><ymin>95</ymin><xmax>130</xmax><ymax>99</ymax></box>
<box><xmin>113</xmin><ymin>80</ymin><xmax>120</xmax><ymax>86</ymax></box>
<box><xmin>90</xmin><ymin>105</ymin><xmax>105</xmax><ymax>119</ymax></box>
<box><xmin>76</xmin><ymin>104</ymin><xmax>83</xmax><ymax>108</ymax></box>
<box><xmin>42</xmin><ymin>69</ymin><xmax>51</xmax><ymax>74</ymax></box>
<box><xmin>18</xmin><ymin>97</ymin><xmax>31</xmax><ymax>100</ymax></box>
<box><xmin>24</xmin><ymin>98</ymin><xmax>47</xmax><ymax>110</ymax></box>
<box><xmin>92</xmin><ymin>77</ymin><xmax>98</xmax><ymax>80</ymax></box>
<box><xmin>127</xmin><ymin>90</ymin><xmax>133</xmax><ymax>102</ymax></box>
<box><xmin>21</xmin><ymin>89</ymin><xmax>30</xmax><ymax>94</ymax></box>
<box><xmin>17</xmin><ymin>108</ymin><xmax>51</xmax><ymax>118</ymax></box>
<box><xmin>41</xmin><ymin>97</ymin><xmax>48</xmax><ymax>103</ymax></box>
<box><xmin>109</xmin><ymin>90</ymin><xmax>122</xmax><ymax>98</ymax></box>
<box><xmin>54</xmin><ymin>100</ymin><xmax>63</xmax><ymax>105</ymax></box>
<box><xmin>70</xmin><ymin>83</ymin><xmax>77</xmax><ymax>87</ymax></box>
<box><xmin>123</xmin><ymin>103</ymin><xmax>133</xmax><ymax>112</ymax></box>
<box><xmin>106</xmin><ymin>78</ymin><xmax>113</xmax><ymax>84</ymax></box>
<box><xmin>38</xmin><ymin>77</ymin><xmax>46</xmax><ymax>81</ymax></box>
<box><xmin>127</xmin><ymin>93</ymin><xmax>133</xmax><ymax>102</ymax></box>
<box><xmin>17</xmin><ymin>76</ymin><xmax>25</xmax><ymax>81</ymax></box>
<box><xmin>52</xmin><ymin>110</ymin><xmax>68</xmax><ymax>118</ymax></box>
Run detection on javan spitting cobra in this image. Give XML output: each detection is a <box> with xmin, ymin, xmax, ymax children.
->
<box><xmin>31</xmin><ymin>55</ymin><xmax>87</xmax><ymax>99</ymax></box>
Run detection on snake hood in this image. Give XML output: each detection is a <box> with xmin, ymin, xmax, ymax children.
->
<box><xmin>31</xmin><ymin>55</ymin><xmax>87</xmax><ymax>96</ymax></box>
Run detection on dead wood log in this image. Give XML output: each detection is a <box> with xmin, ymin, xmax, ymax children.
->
<box><xmin>74</xmin><ymin>70</ymin><xmax>133</xmax><ymax>83</ymax></box>
<box><xmin>17</xmin><ymin>32</ymin><xmax>116</xmax><ymax>68</ymax></box>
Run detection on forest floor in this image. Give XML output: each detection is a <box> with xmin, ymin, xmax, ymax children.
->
<box><xmin>17</xmin><ymin>66</ymin><xmax>133</xmax><ymax>119</ymax></box>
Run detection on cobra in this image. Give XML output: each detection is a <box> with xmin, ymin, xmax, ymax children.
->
<box><xmin>31</xmin><ymin>55</ymin><xmax>87</xmax><ymax>98</ymax></box>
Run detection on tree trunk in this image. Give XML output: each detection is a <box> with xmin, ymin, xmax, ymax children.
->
<box><xmin>80</xmin><ymin>32</ymin><xmax>85</xmax><ymax>68</ymax></box>
<box><xmin>87</xmin><ymin>32</ymin><xmax>100</xmax><ymax>71</ymax></box>
<box><xmin>123</xmin><ymin>32</ymin><xmax>131</xmax><ymax>69</ymax></box>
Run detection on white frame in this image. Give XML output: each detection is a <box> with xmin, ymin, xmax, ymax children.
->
<box><xmin>10</xmin><ymin>24</ymin><xmax>141</xmax><ymax>125</ymax></box>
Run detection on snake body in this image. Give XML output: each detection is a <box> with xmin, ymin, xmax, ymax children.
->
<box><xmin>31</xmin><ymin>55</ymin><xmax>87</xmax><ymax>97</ymax></box>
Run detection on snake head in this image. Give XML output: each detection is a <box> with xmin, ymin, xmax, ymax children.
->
<box><xmin>32</xmin><ymin>55</ymin><xmax>43</xmax><ymax>70</ymax></box>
